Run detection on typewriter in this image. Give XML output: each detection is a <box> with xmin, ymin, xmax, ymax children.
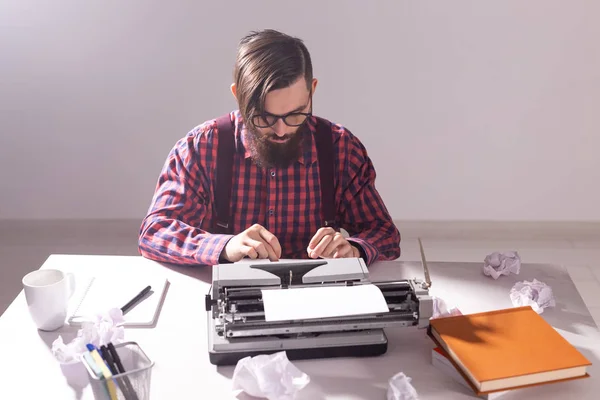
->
<box><xmin>205</xmin><ymin>257</ymin><xmax>433</xmax><ymax>366</ymax></box>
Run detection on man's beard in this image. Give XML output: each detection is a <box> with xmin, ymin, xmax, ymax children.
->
<box><xmin>245</xmin><ymin>124</ymin><xmax>305</xmax><ymax>169</ymax></box>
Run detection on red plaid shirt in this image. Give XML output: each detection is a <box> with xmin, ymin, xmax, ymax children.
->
<box><xmin>138</xmin><ymin>111</ymin><xmax>400</xmax><ymax>266</ymax></box>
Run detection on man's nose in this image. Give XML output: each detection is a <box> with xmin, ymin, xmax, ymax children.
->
<box><xmin>272</xmin><ymin>119</ymin><xmax>288</xmax><ymax>137</ymax></box>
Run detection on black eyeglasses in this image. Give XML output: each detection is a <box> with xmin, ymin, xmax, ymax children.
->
<box><xmin>251</xmin><ymin>97</ymin><xmax>313</xmax><ymax>128</ymax></box>
<box><xmin>251</xmin><ymin>110</ymin><xmax>312</xmax><ymax>128</ymax></box>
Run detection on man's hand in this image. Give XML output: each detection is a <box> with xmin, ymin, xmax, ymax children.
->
<box><xmin>307</xmin><ymin>227</ymin><xmax>360</xmax><ymax>259</ymax></box>
<box><xmin>221</xmin><ymin>224</ymin><xmax>282</xmax><ymax>262</ymax></box>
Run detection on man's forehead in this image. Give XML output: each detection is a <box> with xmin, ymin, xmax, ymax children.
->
<box><xmin>263</xmin><ymin>80</ymin><xmax>310</xmax><ymax>115</ymax></box>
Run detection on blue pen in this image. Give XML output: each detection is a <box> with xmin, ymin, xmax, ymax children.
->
<box><xmin>86</xmin><ymin>343</ymin><xmax>97</xmax><ymax>352</ymax></box>
<box><xmin>90</xmin><ymin>343</ymin><xmax>136</xmax><ymax>400</ymax></box>
<box><xmin>87</xmin><ymin>344</ymin><xmax>118</xmax><ymax>375</ymax></box>
<box><xmin>86</xmin><ymin>344</ymin><xmax>118</xmax><ymax>400</ymax></box>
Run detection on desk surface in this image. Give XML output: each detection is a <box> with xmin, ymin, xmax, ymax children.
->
<box><xmin>1</xmin><ymin>254</ymin><xmax>599</xmax><ymax>399</ymax></box>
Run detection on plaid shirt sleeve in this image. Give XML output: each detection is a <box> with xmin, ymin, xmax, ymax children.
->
<box><xmin>138</xmin><ymin>124</ymin><xmax>233</xmax><ymax>266</ymax></box>
<box><xmin>335</xmin><ymin>129</ymin><xmax>401</xmax><ymax>266</ymax></box>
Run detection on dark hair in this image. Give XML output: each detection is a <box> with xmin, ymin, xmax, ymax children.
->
<box><xmin>233</xmin><ymin>29</ymin><xmax>313</xmax><ymax>128</ymax></box>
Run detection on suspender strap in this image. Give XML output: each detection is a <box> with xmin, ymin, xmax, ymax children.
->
<box><xmin>214</xmin><ymin>114</ymin><xmax>235</xmax><ymax>234</ymax></box>
<box><xmin>314</xmin><ymin>118</ymin><xmax>336</xmax><ymax>228</ymax></box>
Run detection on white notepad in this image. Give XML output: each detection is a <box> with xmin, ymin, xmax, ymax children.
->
<box><xmin>68</xmin><ymin>276</ymin><xmax>169</xmax><ymax>327</ymax></box>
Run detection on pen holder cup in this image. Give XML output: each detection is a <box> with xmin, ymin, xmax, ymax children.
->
<box><xmin>83</xmin><ymin>341</ymin><xmax>155</xmax><ymax>400</ymax></box>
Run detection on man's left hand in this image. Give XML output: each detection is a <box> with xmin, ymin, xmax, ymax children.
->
<box><xmin>307</xmin><ymin>227</ymin><xmax>360</xmax><ymax>259</ymax></box>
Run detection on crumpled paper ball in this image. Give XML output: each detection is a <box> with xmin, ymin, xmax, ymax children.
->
<box><xmin>509</xmin><ymin>279</ymin><xmax>556</xmax><ymax>314</ymax></box>
<box><xmin>430</xmin><ymin>296</ymin><xmax>462</xmax><ymax>320</ymax></box>
<box><xmin>387</xmin><ymin>372</ymin><xmax>419</xmax><ymax>400</ymax></box>
<box><xmin>482</xmin><ymin>251</ymin><xmax>521</xmax><ymax>279</ymax></box>
<box><xmin>232</xmin><ymin>351</ymin><xmax>310</xmax><ymax>400</ymax></box>
<box><xmin>52</xmin><ymin>308</ymin><xmax>125</xmax><ymax>364</ymax></box>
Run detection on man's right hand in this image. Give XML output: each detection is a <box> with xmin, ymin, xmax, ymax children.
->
<box><xmin>221</xmin><ymin>224</ymin><xmax>282</xmax><ymax>262</ymax></box>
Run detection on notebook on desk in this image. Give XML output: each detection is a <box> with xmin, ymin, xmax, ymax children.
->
<box><xmin>428</xmin><ymin>306</ymin><xmax>591</xmax><ymax>394</ymax></box>
<box><xmin>68</xmin><ymin>276</ymin><xmax>169</xmax><ymax>327</ymax></box>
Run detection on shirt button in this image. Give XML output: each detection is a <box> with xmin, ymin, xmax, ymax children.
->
<box><xmin>270</xmin><ymin>171</ymin><xmax>276</xmax><ymax>177</ymax></box>
<box><xmin>269</xmin><ymin>209</ymin><xmax>274</xmax><ymax>216</ymax></box>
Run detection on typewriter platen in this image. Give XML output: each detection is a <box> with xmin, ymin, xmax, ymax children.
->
<box><xmin>205</xmin><ymin>258</ymin><xmax>433</xmax><ymax>366</ymax></box>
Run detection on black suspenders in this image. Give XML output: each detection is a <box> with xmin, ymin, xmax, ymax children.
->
<box><xmin>213</xmin><ymin>115</ymin><xmax>236</xmax><ymax>234</ymax></box>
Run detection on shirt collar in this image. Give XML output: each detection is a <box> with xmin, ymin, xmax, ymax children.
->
<box><xmin>235</xmin><ymin>111</ymin><xmax>317</xmax><ymax>166</ymax></box>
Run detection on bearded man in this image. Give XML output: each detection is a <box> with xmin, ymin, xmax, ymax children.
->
<box><xmin>138</xmin><ymin>29</ymin><xmax>400</xmax><ymax>266</ymax></box>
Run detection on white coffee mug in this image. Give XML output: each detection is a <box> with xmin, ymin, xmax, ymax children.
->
<box><xmin>22</xmin><ymin>269</ymin><xmax>76</xmax><ymax>331</ymax></box>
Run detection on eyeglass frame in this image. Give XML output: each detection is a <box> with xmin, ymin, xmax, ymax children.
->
<box><xmin>250</xmin><ymin>94</ymin><xmax>313</xmax><ymax>129</ymax></box>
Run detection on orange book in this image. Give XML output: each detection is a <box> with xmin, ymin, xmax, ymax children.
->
<box><xmin>428</xmin><ymin>306</ymin><xmax>591</xmax><ymax>394</ymax></box>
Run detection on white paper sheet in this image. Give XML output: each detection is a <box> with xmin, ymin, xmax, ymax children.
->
<box><xmin>261</xmin><ymin>284</ymin><xmax>389</xmax><ymax>322</ymax></box>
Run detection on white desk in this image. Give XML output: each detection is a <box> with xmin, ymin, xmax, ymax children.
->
<box><xmin>2</xmin><ymin>254</ymin><xmax>599</xmax><ymax>399</ymax></box>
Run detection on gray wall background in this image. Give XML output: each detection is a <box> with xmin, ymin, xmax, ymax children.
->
<box><xmin>1</xmin><ymin>0</ymin><xmax>599</xmax><ymax>221</ymax></box>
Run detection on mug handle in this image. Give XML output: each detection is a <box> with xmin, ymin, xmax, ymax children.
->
<box><xmin>66</xmin><ymin>272</ymin><xmax>76</xmax><ymax>298</ymax></box>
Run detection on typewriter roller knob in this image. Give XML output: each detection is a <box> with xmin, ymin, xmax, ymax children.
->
<box><xmin>205</xmin><ymin>294</ymin><xmax>217</xmax><ymax>311</ymax></box>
